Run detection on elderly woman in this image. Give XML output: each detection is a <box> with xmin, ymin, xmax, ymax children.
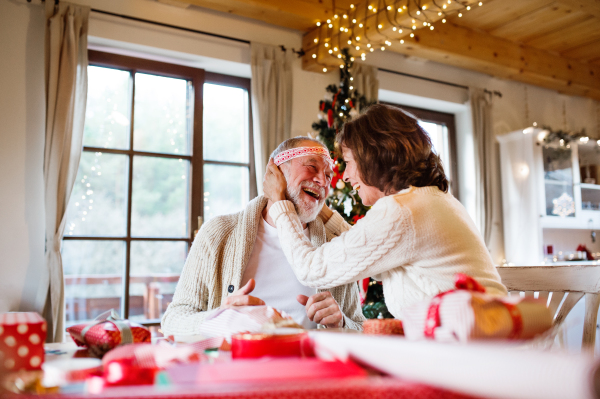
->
<box><xmin>263</xmin><ymin>104</ymin><xmax>506</xmax><ymax>319</ymax></box>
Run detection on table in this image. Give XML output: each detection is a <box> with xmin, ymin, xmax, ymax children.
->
<box><xmin>4</xmin><ymin>342</ymin><xmax>481</xmax><ymax>399</ymax></box>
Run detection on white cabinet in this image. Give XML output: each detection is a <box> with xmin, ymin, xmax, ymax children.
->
<box><xmin>498</xmin><ymin>129</ymin><xmax>600</xmax><ymax>265</ymax></box>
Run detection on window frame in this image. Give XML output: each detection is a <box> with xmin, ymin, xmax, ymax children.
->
<box><xmin>383</xmin><ymin>103</ymin><xmax>460</xmax><ymax>200</ymax></box>
<box><xmin>62</xmin><ymin>50</ymin><xmax>255</xmax><ymax>325</ymax></box>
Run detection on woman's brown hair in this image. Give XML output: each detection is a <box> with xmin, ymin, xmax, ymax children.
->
<box><xmin>337</xmin><ymin>103</ymin><xmax>449</xmax><ymax>194</ymax></box>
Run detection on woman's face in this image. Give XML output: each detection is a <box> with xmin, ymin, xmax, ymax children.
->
<box><xmin>341</xmin><ymin>146</ymin><xmax>385</xmax><ymax>206</ymax></box>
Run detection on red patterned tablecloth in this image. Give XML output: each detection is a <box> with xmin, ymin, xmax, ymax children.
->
<box><xmin>13</xmin><ymin>377</ymin><xmax>480</xmax><ymax>399</ymax></box>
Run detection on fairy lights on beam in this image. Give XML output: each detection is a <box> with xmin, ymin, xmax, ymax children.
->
<box><xmin>303</xmin><ymin>0</ymin><xmax>484</xmax><ymax>73</ymax></box>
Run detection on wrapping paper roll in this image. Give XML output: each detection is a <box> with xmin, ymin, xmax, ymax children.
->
<box><xmin>310</xmin><ymin>332</ymin><xmax>600</xmax><ymax>399</ymax></box>
<box><xmin>231</xmin><ymin>330</ymin><xmax>313</xmax><ymax>359</ymax></box>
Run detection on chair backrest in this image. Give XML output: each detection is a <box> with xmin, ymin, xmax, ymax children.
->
<box><xmin>496</xmin><ymin>265</ymin><xmax>600</xmax><ymax>352</ymax></box>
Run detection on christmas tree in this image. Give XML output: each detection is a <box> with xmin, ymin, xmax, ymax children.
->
<box><xmin>311</xmin><ymin>48</ymin><xmax>391</xmax><ymax>319</ymax></box>
<box><xmin>312</xmin><ymin>48</ymin><xmax>370</xmax><ymax>224</ymax></box>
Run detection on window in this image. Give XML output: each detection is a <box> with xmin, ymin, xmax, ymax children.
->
<box><xmin>62</xmin><ymin>51</ymin><xmax>255</xmax><ymax>328</ymax></box>
<box><xmin>385</xmin><ymin>104</ymin><xmax>459</xmax><ymax>198</ymax></box>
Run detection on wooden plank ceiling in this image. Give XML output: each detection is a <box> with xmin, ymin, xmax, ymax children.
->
<box><xmin>158</xmin><ymin>0</ymin><xmax>600</xmax><ymax>100</ymax></box>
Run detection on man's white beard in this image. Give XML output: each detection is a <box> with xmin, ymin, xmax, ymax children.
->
<box><xmin>285</xmin><ymin>180</ymin><xmax>326</xmax><ymax>224</ymax></box>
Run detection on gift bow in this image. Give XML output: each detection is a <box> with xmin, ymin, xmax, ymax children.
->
<box><xmin>81</xmin><ymin>309</ymin><xmax>133</xmax><ymax>346</ymax></box>
<box><xmin>424</xmin><ymin>274</ymin><xmax>523</xmax><ymax>340</ymax></box>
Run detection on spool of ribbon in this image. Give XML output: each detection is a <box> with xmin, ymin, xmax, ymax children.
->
<box><xmin>363</xmin><ymin>319</ymin><xmax>404</xmax><ymax>335</ymax></box>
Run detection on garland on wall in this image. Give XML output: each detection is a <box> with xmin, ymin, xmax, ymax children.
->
<box><xmin>537</xmin><ymin>126</ymin><xmax>588</xmax><ymax>148</ymax></box>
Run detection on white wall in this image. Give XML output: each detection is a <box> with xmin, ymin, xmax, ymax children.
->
<box><xmin>1</xmin><ymin>0</ymin><xmax>599</xmax><ymax>312</ymax></box>
<box><xmin>0</xmin><ymin>0</ymin><xmax>47</xmax><ymax>313</ymax></box>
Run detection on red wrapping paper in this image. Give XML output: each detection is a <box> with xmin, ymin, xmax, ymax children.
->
<box><xmin>0</xmin><ymin>312</ymin><xmax>46</xmax><ymax>371</ymax></box>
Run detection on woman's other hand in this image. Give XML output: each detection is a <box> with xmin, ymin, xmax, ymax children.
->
<box><xmin>263</xmin><ymin>158</ymin><xmax>287</xmax><ymax>202</ymax></box>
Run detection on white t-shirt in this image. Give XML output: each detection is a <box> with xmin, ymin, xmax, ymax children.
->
<box><xmin>240</xmin><ymin>217</ymin><xmax>317</xmax><ymax>329</ymax></box>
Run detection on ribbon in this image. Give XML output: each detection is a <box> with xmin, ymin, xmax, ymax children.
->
<box><xmin>274</xmin><ymin>146</ymin><xmax>334</xmax><ymax>170</ymax></box>
<box><xmin>424</xmin><ymin>274</ymin><xmax>523</xmax><ymax>340</ymax></box>
<box><xmin>81</xmin><ymin>309</ymin><xmax>133</xmax><ymax>347</ymax></box>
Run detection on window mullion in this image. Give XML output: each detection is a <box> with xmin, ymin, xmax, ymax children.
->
<box><xmin>123</xmin><ymin>70</ymin><xmax>136</xmax><ymax>319</ymax></box>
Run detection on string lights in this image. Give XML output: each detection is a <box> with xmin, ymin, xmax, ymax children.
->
<box><xmin>309</xmin><ymin>0</ymin><xmax>484</xmax><ymax>71</ymax></box>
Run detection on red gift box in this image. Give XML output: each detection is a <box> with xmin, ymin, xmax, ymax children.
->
<box><xmin>66</xmin><ymin>310</ymin><xmax>150</xmax><ymax>358</ymax></box>
<box><xmin>0</xmin><ymin>312</ymin><xmax>46</xmax><ymax>372</ymax></box>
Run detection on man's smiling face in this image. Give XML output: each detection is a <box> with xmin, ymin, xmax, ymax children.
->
<box><xmin>280</xmin><ymin>142</ymin><xmax>333</xmax><ymax>224</ymax></box>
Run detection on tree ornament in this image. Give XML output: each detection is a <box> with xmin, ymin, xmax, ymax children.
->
<box><xmin>336</xmin><ymin>179</ymin><xmax>346</xmax><ymax>189</ymax></box>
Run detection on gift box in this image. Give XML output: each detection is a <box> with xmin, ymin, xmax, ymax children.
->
<box><xmin>66</xmin><ymin>310</ymin><xmax>150</xmax><ymax>358</ymax></box>
<box><xmin>0</xmin><ymin>312</ymin><xmax>46</xmax><ymax>372</ymax></box>
<box><xmin>402</xmin><ymin>274</ymin><xmax>552</xmax><ymax>342</ymax></box>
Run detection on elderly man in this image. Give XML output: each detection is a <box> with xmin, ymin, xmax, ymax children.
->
<box><xmin>161</xmin><ymin>137</ymin><xmax>364</xmax><ymax>336</ymax></box>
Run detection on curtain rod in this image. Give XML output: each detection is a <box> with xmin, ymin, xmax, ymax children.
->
<box><xmin>378</xmin><ymin>68</ymin><xmax>502</xmax><ymax>98</ymax></box>
<box><xmin>90</xmin><ymin>9</ymin><xmax>251</xmax><ymax>45</ymax></box>
<box><xmin>89</xmin><ymin>9</ymin><xmax>304</xmax><ymax>56</ymax></box>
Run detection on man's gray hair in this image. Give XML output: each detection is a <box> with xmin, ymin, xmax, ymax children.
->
<box><xmin>270</xmin><ymin>136</ymin><xmax>328</xmax><ymax>161</ymax></box>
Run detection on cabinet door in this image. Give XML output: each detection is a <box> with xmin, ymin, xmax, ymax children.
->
<box><xmin>540</xmin><ymin>145</ymin><xmax>577</xmax><ymax>219</ymax></box>
<box><xmin>578</xmin><ymin>143</ymin><xmax>600</xmax><ymax>227</ymax></box>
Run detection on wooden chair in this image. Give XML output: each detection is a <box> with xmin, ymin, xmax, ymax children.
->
<box><xmin>496</xmin><ymin>265</ymin><xmax>600</xmax><ymax>353</ymax></box>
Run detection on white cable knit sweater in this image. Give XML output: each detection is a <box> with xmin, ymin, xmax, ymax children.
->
<box><xmin>161</xmin><ymin>196</ymin><xmax>365</xmax><ymax>337</ymax></box>
<box><xmin>269</xmin><ymin>186</ymin><xmax>507</xmax><ymax>318</ymax></box>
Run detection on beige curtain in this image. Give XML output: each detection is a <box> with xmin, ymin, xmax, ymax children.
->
<box><xmin>250</xmin><ymin>42</ymin><xmax>293</xmax><ymax>194</ymax></box>
<box><xmin>470</xmin><ymin>88</ymin><xmax>495</xmax><ymax>248</ymax></box>
<box><xmin>43</xmin><ymin>2</ymin><xmax>89</xmax><ymax>342</ymax></box>
<box><xmin>350</xmin><ymin>63</ymin><xmax>379</xmax><ymax>104</ymax></box>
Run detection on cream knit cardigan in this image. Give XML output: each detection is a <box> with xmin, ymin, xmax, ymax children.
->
<box><xmin>269</xmin><ymin>186</ymin><xmax>508</xmax><ymax>319</ymax></box>
<box><xmin>161</xmin><ymin>196</ymin><xmax>365</xmax><ymax>336</ymax></box>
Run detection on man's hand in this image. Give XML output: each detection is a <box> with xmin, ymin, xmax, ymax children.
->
<box><xmin>297</xmin><ymin>292</ymin><xmax>344</xmax><ymax>328</ymax></box>
<box><xmin>221</xmin><ymin>279</ymin><xmax>265</xmax><ymax>308</ymax></box>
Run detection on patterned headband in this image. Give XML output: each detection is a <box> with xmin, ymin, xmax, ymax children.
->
<box><xmin>274</xmin><ymin>146</ymin><xmax>334</xmax><ymax>170</ymax></box>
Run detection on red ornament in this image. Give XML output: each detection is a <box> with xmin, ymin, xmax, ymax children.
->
<box><xmin>327</xmin><ymin>109</ymin><xmax>334</xmax><ymax>128</ymax></box>
<box><xmin>349</xmin><ymin>99</ymin><xmax>354</xmax><ymax>108</ymax></box>
<box><xmin>352</xmin><ymin>214</ymin><xmax>365</xmax><ymax>224</ymax></box>
<box><xmin>361</xmin><ymin>277</ymin><xmax>370</xmax><ymax>294</ymax></box>
<box><xmin>330</xmin><ymin>164</ymin><xmax>340</xmax><ymax>188</ymax></box>
<box><xmin>319</xmin><ymin>101</ymin><xmax>325</xmax><ymax>111</ymax></box>
<box><xmin>332</xmin><ymin>89</ymin><xmax>341</xmax><ymax>107</ymax></box>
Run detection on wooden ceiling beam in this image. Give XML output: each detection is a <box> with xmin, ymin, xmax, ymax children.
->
<box><xmin>167</xmin><ymin>0</ymin><xmax>344</xmax><ymax>31</ymax></box>
<box><xmin>399</xmin><ymin>22</ymin><xmax>600</xmax><ymax>100</ymax></box>
<box><xmin>302</xmin><ymin>18</ymin><xmax>600</xmax><ymax>100</ymax></box>
<box><xmin>555</xmin><ymin>0</ymin><xmax>600</xmax><ymax>20</ymax></box>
